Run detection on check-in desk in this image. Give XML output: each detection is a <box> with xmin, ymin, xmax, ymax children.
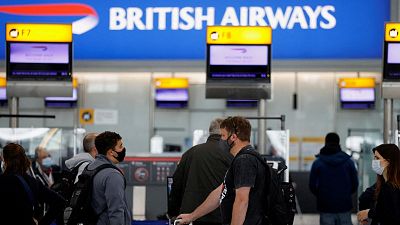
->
<box><xmin>117</xmin><ymin>154</ymin><xmax>180</xmax><ymax>220</ymax></box>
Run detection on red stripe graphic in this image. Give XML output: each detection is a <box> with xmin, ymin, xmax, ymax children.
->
<box><xmin>0</xmin><ymin>3</ymin><xmax>97</xmax><ymax>16</ymax></box>
<box><xmin>0</xmin><ymin>3</ymin><xmax>99</xmax><ymax>34</ymax></box>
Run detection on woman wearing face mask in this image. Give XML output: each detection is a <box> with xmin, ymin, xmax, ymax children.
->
<box><xmin>357</xmin><ymin>144</ymin><xmax>400</xmax><ymax>225</ymax></box>
<box><xmin>0</xmin><ymin>143</ymin><xmax>65</xmax><ymax>225</ymax></box>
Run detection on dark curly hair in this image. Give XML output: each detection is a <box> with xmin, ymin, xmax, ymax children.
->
<box><xmin>95</xmin><ymin>131</ymin><xmax>122</xmax><ymax>155</ymax></box>
<box><xmin>373</xmin><ymin>144</ymin><xmax>400</xmax><ymax>199</ymax></box>
<box><xmin>2</xmin><ymin>143</ymin><xmax>31</xmax><ymax>176</ymax></box>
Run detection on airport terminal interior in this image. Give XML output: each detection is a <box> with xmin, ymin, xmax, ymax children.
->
<box><xmin>0</xmin><ymin>0</ymin><xmax>399</xmax><ymax>225</ymax></box>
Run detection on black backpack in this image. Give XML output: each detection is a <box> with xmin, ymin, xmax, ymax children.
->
<box><xmin>238</xmin><ymin>150</ymin><xmax>296</xmax><ymax>225</ymax></box>
<box><xmin>63</xmin><ymin>163</ymin><xmax>122</xmax><ymax>225</ymax></box>
<box><xmin>51</xmin><ymin>161</ymin><xmax>90</xmax><ymax>202</ymax></box>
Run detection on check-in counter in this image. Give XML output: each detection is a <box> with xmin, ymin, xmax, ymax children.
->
<box><xmin>116</xmin><ymin>154</ymin><xmax>181</xmax><ymax>220</ymax></box>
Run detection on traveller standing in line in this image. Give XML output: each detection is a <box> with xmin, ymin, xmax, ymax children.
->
<box><xmin>88</xmin><ymin>131</ymin><xmax>132</xmax><ymax>225</ymax></box>
<box><xmin>309</xmin><ymin>132</ymin><xmax>358</xmax><ymax>225</ymax></box>
<box><xmin>0</xmin><ymin>143</ymin><xmax>65</xmax><ymax>225</ymax></box>
<box><xmin>357</xmin><ymin>144</ymin><xmax>400</xmax><ymax>225</ymax></box>
<box><xmin>177</xmin><ymin>116</ymin><xmax>268</xmax><ymax>225</ymax></box>
<box><xmin>32</xmin><ymin>146</ymin><xmax>57</xmax><ymax>187</ymax></box>
<box><xmin>168</xmin><ymin>118</ymin><xmax>233</xmax><ymax>225</ymax></box>
<box><xmin>65</xmin><ymin>132</ymin><xmax>98</xmax><ymax>183</ymax></box>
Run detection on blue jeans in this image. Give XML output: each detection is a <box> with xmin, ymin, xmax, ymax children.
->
<box><xmin>320</xmin><ymin>212</ymin><xmax>353</xmax><ymax>225</ymax></box>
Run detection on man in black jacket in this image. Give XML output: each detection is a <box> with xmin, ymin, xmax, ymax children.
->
<box><xmin>168</xmin><ymin>118</ymin><xmax>233</xmax><ymax>225</ymax></box>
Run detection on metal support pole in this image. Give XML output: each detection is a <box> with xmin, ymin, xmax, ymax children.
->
<box><xmin>9</xmin><ymin>97</ymin><xmax>19</xmax><ymax>128</ymax></box>
<box><xmin>149</xmin><ymin>76</ymin><xmax>155</xmax><ymax>145</ymax></box>
<box><xmin>384</xmin><ymin>99</ymin><xmax>393</xmax><ymax>144</ymax></box>
<box><xmin>258</xmin><ymin>99</ymin><xmax>267</xmax><ymax>154</ymax></box>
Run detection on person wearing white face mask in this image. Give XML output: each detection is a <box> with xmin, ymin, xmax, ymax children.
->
<box><xmin>357</xmin><ymin>144</ymin><xmax>400</xmax><ymax>225</ymax></box>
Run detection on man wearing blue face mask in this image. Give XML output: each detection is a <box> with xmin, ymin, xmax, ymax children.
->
<box><xmin>32</xmin><ymin>146</ymin><xmax>56</xmax><ymax>187</ymax></box>
<box><xmin>86</xmin><ymin>131</ymin><xmax>131</xmax><ymax>225</ymax></box>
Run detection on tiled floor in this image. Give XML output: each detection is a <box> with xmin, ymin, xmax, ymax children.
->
<box><xmin>293</xmin><ymin>214</ymin><xmax>358</xmax><ymax>225</ymax></box>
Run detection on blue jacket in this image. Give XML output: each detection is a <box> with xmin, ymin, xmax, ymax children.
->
<box><xmin>309</xmin><ymin>145</ymin><xmax>358</xmax><ymax>213</ymax></box>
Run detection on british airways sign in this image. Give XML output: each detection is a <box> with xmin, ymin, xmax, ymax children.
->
<box><xmin>0</xmin><ymin>0</ymin><xmax>390</xmax><ymax>60</ymax></box>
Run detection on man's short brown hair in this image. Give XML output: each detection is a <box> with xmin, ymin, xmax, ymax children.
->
<box><xmin>220</xmin><ymin>116</ymin><xmax>251</xmax><ymax>142</ymax></box>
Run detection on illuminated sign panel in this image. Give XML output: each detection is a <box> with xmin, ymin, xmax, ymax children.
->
<box><xmin>206</xmin><ymin>26</ymin><xmax>271</xmax><ymax>44</ymax></box>
<box><xmin>0</xmin><ymin>0</ymin><xmax>390</xmax><ymax>60</ymax></box>
<box><xmin>338</xmin><ymin>78</ymin><xmax>375</xmax><ymax>88</ymax></box>
<box><xmin>154</xmin><ymin>78</ymin><xmax>189</xmax><ymax>108</ymax></box>
<box><xmin>387</xmin><ymin>43</ymin><xmax>400</xmax><ymax>63</ymax></box>
<box><xmin>207</xmin><ymin>27</ymin><xmax>271</xmax><ymax>82</ymax></box>
<box><xmin>6</xmin><ymin>23</ymin><xmax>73</xmax><ymax>81</ymax></box>
<box><xmin>206</xmin><ymin>26</ymin><xmax>271</xmax><ymax>99</ymax></box>
<box><xmin>210</xmin><ymin>45</ymin><xmax>268</xmax><ymax>66</ymax></box>
<box><xmin>383</xmin><ymin>23</ymin><xmax>400</xmax><ymax>81</ymax></box>
<box><xmin>340</xmin><ymin>88</ymin><xmax>375</xmax><ymax>102</ymax></box>
<box><xmin>10</xmin><ymin>43</ymin><xmax>69</xmax><ymax>64</ymax></box>
<box><xmin>6</xmin><ymin>23</ymin><xmax>72</xmax><ymax>42</ymax></box>
<box><xmin>7</xmin><ymin>42</ymin><xmax>71</xmax><ymax>78</ymax></box>
<box><xmin>154</xmin><ymin>78</ymin><xmax>189</xmax><ymax>89</ymax></box>
<box><xmin>338</xmin><ymin>78</ymin><xmax>375</xmax><ymax>109</ymax></box>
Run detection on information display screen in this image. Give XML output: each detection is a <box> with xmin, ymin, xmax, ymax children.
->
<box><xmin>340</xmin><ymin>88</ymin><xmax>375</xmax><ymax>109</ymax></box>
<box><xmin>7</xmin><ymin>42</ymin><xmax>72</xmax><ymax>80</ymax></box>
<box><xmin>0</xmin><ymin>88</ymin><xmax>7</xmax><ymax>106</ymax></box>
<box><xmin>155</xmin><ymin>89</ymin><xmax>188</xmax><ymax>108</ymax></box>
<box><xmin>45</xmin><ymin>88</ymin><xmax>77</xmax><ymax>108</ymax></box>
<box><xmin>210</xmin><ymin>45</ymin><xmax>268</xmax><ymax>66</ymax></box>
<box><xmin>207</xmin><ymin>44</ymin><xmax>270</xmax><ymax>80</ymax></box>
<box><xmin>383</xmin><ymin>43</ymin><xmax>400</xmax><ymax>80</ymax></box>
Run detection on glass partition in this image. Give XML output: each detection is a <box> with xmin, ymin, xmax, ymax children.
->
<box><xmin>0</xmin><ymin>128</ymin><xmax>86</xmax><ymax>169</ymax></box>
<box><xmin>345</xmin><ymin>131</ymin><xmax>382</xmax><ymax>195</ymax></box>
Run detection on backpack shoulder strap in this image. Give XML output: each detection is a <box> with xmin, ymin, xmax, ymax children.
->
<box><xmin>72</xmin><ymin>160</ymin><xmax>91</xmax><ymax>174</ymax></box>
<box><xmin>236</xmin><ymin>149</ymin><xmax>269</xmax><ymax>167</ymax></box>
<box><xmin>86</xmin><ymin>163</ymin><xmax>126</xmax><ymax>187</ymax></box>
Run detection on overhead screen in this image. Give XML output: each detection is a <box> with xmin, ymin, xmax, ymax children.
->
<box><xmin>206</xmin><ymin>26</ymin><xmax>272</xmax><ymax>99</ymax></box>
<box><xmin>7</xmin><ymin>42</ymin><xmax>72</xmax><ymax>79</ymax></box>
<box><xmin>340</xmin><ymin>88</ymin><xmax>375</xmax><ymax>109</ymax></box>
<box><xmin>45</xmin><ymin>88</ymin><xmax>78</xmax><ymax>108</ymax></box>
<box><xmin>154</xmin><ymin>78</ymin><xmax>189</xmax><ymax>108</ymax></box>
<box><xmin>155</xmin><ymin>89</ymin><xmax>188</xmax><ymax>108</ymax></box>
<box><xmin>207</xmin><ymin>44</ymin><xmax>270</xmax><ymax>81</ymax></box>
<box><xmin>0</xmin><ymin>88</ymin><xmax>7</xmax><ymax>106</ymax></box>
<box><xmin>383</xmin><ymin>42</ymin><xmax>400</xmax><ymax>80</ymax></box>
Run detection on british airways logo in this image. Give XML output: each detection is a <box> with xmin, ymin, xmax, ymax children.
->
<box><xmin>0</xmin><ymin>3</ymin><xmax>99</xmax><ymax>35</ymax></box>
<box><xmin>32</xmin><ymin>46</ymin><xmax>48</xmax><ymax>51</ymax></box>
<box><xmin>231</xmin><ymin>48</ymin><xmax>247</xmax><ymax>53</ymax></box>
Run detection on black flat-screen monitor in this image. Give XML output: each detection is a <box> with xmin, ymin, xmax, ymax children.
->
<box><xmin>6</xmin><ymin>42</ymin><xmax>72</xmax><ymax>81</ymax></box>
<box><xmin>207</xmin><ymin>44</ymin><xmax>270</xmax><ymax>82</ymax></box>
<box><xmin>226</xmin><ymin>99</ymin><xmax>258</xmax><ymax>108</ymax></box>
<box><xmin>340</xmin><ymin>88</ymin><xmax>375</xmax><ymax>109</ymax></box>
<box><xmin>45</xmin><ymin>88</ymin><xmax>77</xmax><ymax>108</ymax></box>
<box><xmin>156</xmin><ymin>89</ymin><xmax>188</xmax><ymax>108</ymax></box>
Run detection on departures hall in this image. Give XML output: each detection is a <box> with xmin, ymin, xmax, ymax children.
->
<box><xmin>0</xmin><ymin>1</ymin><xmax>398</xmax><ymax>225</ymax></box>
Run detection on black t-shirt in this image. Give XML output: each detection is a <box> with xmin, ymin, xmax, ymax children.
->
<box><xmin>220</xmin><ymin>146</ymin><xmax>266</xmax><ymax>225</ymax></box>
